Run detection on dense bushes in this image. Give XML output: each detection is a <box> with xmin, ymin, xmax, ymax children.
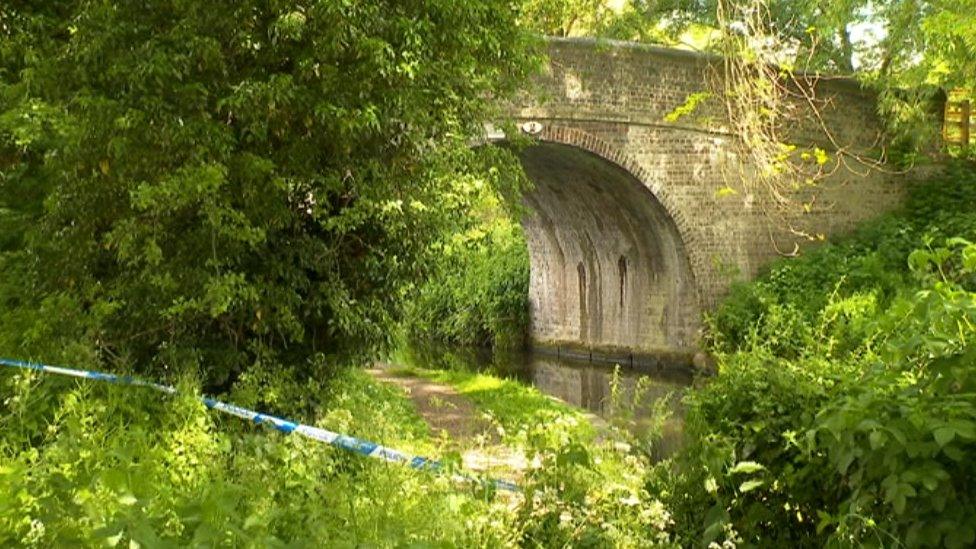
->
<box><xmin>813</xmin><ymin>263</ymin><xmax>976</xmax><ymax>546</ymax></box>
<box><xmin>0</xmin><ymin>362</ymin><xmax>523</xmax><ymax>547</ymax></box>
<box><xmin>403</xmin><ymin>179</ymin><xmax>531</xmax><ymax>350</ymax></box>
<box><xmin>707</xmin><ymin>162</ymin><xmax>976</xmax><ymax>358</ymax></box>
<box><xmin>666</xmin><ymin>162</ymin><xmax>976</xmax><ymax>547</ymax></box>
<box><xmin>0</xmin><ymin>2</ymin><xmax>537</xmax><ymax>385</ymax></box>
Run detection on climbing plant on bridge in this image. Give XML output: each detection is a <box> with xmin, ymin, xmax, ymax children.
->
<box><xmin>540</xmin><ymin>0</ymin><xmax>976</xmax><ymax>247</ymax></box>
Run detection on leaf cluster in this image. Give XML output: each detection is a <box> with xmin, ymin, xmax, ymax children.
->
<box><xmin>0</xmin><ymin>1</ymin><xmax>539</xmax><ymax>384</ymax></box>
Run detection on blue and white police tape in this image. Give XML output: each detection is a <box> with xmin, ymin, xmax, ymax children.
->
<box><xmin>0</xmin><ymin>357</ymin><xmax>519</xmax><ymax>493</ymax></box>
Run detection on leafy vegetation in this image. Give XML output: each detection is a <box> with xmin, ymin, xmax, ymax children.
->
<box><xmin>708</xmin><ymin>162</ymin><xmax>976</xmax><ymax>358</ymax></box>
<box><xmin>1</xmin><ymin>350</ymin><xmax>682</xmax><ymax>547</ymax></box>
<box><xmin>4</xmin><ymin>0</ymin><xmax>976</xmax><ymax>547</ymax></box>
<box><xmin>0</xmin><ymin>1</ymin><xmax>537</xmax><ymax>386</ymax></box>
<box><xmin>402</xmin><ymin>162</ymin><xmax>531</xmax><ymax>350</ymax></box>
<box><xmin>664</xmin><ymin>162</ymin><xmax>976</xmax><ymax>546</ymax></box>
<box><xmin>0</xmin><ymin>364</ymin><xmax>521</xmax><ymax>547</ymax></box>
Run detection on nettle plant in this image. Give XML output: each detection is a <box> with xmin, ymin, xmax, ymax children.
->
<box><xmin>668</xmin><ymin>167</ymin><xmax>976</xmax><ymax>547</ymax></box>
<box><xmin>811</xmin><ymin>239</ymin><xmax>976</xmax><ymax>547</ymax></box>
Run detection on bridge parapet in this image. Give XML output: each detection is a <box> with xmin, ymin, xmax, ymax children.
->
<box><xmin>514</xmin><ymin>37</ymin><xmax>884</xmax><ymax>153</ymax></box>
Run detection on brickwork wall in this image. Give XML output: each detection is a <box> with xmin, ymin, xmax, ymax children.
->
<box><xmin>509</xmin><ymin>37</ymin><xmax>907</xmax><ymax>357</ymax></box>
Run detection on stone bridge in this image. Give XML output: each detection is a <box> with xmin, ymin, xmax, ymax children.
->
<box><xmin>497</xmin><ymin>37</ymin><xmax>905</xmax><ymax>366</ymax></box>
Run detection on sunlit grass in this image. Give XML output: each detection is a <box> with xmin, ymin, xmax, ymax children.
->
<box><xmin>385</xmin><ymin>365</ymin><xmax>594</xmax><ymax>443</ymax></box>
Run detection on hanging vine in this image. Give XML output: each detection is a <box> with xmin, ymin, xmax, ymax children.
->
<box><xmin>710</xmin><ymin>0</ymin><xmax>897</xmax><ymax>253</ymax></box>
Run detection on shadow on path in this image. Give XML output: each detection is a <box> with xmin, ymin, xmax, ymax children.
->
<box><xmin>366</xmin><ymin>365</ymin><xmax>530</xmax><ymax>476</ymax></box>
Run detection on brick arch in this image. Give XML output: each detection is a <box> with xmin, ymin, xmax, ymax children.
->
<box><xmin>529</xmin><ymin>124</ymin><xmax>706</xmax><ymax>310</ymax></box>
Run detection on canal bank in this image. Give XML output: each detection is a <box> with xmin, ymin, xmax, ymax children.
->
<box><xmin>387</xmin><ymin>343</ymin><xmax>694</xmax><ymax>458</ymax></box>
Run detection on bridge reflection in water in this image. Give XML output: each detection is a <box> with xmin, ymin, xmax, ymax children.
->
<box><xmin>392</xmin><ymin>343</ymin><xmax>693</xmax><ymax>458</ymax></box>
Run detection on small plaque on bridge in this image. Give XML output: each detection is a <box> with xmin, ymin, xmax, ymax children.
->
<box><xmin>521</xmin><ymin>121</ymin><xmax>544</xmax><ymax>135</ymax></box>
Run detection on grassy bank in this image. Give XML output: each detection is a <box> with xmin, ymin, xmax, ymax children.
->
<box><xmin>383</xmin><ymin>363</ymin><xmax>595</xmax><ymax>444</ymax></box>
<box><xmin>1</xmin><ymin>357</ymin><xmax>677</xmax><ymax>547</ymax></box>
<box><xmin>0</xmin><ymin>364</ymin><xmax>512</xmax><ymax>546</ymax></box>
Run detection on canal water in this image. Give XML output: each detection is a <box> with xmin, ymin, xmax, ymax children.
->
<box><xmin>390</xmin><ymin>343</ymin><xmax>694</xmax><ymax>456</ymax></box>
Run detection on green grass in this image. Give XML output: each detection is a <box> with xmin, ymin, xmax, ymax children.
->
<box><xmin>0</xmin><ymin>364</ymin><xmax>518</xmax><ymax>547</ymax></box>
<box><xmin>0</xmin><ymin>358</ymin><xmax>680</xmax><ymax>547</ymax></box>
<box><xmin>385</xmin><ymin>365</ymin><xmax>595</xmax><ymax>443</ymax></box>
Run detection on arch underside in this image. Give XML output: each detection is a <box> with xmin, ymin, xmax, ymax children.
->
<box><xmin>519</xmin><ymin>142</ymin><xmax>699</xmax><ymax>356</ymax></box>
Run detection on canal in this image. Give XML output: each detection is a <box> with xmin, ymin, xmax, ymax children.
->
<box><xmin>389</xmin><ymin>343</ymin><xmax>694</xmax><ymax>456</ymax></box>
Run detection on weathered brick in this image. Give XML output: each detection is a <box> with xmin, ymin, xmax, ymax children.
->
<box><xmin>505</xmin><ymin>37</ymin><xmax>909</xmax><ymax>360</ymax></box>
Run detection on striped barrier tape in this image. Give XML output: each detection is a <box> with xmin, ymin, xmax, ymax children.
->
<box><xmin>0</xmin><ymin>357</ymin><xmax>518</xmax><ymax>493</ymax></box>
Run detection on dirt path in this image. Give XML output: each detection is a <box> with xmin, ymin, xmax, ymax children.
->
<box><xmin>366</xmin><ymin>366</ymin><xmax>529</xmax><ymax>475</ymax></box>
<box><xmin>366</xmin><ymin>367</ymin><xmax>496</xmax><ymax>441</ymax></box>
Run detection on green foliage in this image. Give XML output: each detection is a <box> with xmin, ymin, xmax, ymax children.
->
<box><xmin>0</xmin><ymin>350</ymin><xmax>684</xmax><ymax>546</ymax></box>
<box><xmin>707</xmin><ymin>162</ymin><xmax>976</xmax><ymax>358</ymax></box>
<box><xmin>663</xmin><ymin>162</ymin><xmax>976</xmax><ymax>546</ymax></box>
<box><xmin>403</xmin><ymin>162</ymin><xmax>531</xmax><ymax>350</ymax></box>
<box><xmin>516</xmin><ymin>423</ymin><xmax>677</xmax><ymax>548</ymax></box>
<box><xmin>812</xmin><ymin>240</ymin><xmax>976</xmax><ymax>547</ymax></box>
<box><xmin>667</xmin><ymin>352</ymin><xmax>856</xmax><ymax>546</ymax></box>
<box><xmin>0</xmin><ymin>1</ymin><xmax>538</xmax><ymax>384</ymax></box>
<box><xmin>0</xmin><ymin>364</ymin><xmax>519</xmax><ymax>547</ymax></box>
<box><xmin>663</xmin><ymin>92</ymin><xmax>712</xmax><ymax>123</ymax></box>
<box><xmin>519</xmin><ymin>0</ymin><xmax>612</xmax><ymax>38</ymax></box>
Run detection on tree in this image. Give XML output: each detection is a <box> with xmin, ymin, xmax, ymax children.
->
<box><xmin>0</xmin><ymin>1</ymin><xmax>538</xmax><ymax>383</ymax></box>
<box><xmin>690</xmin><ymin>0</ymin><xmax>971</xmax><ymax>152</ymax></box>
<box><xmin>520</xmin><ymin>0</ymin><xmax>610</xmax><ymax>37</ymax></box>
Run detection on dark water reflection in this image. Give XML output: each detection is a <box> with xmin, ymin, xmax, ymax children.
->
<box><xmin>391</xmin><ymin>343</ymin><xmax>693</xmax><ymax>456</ymax></box>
